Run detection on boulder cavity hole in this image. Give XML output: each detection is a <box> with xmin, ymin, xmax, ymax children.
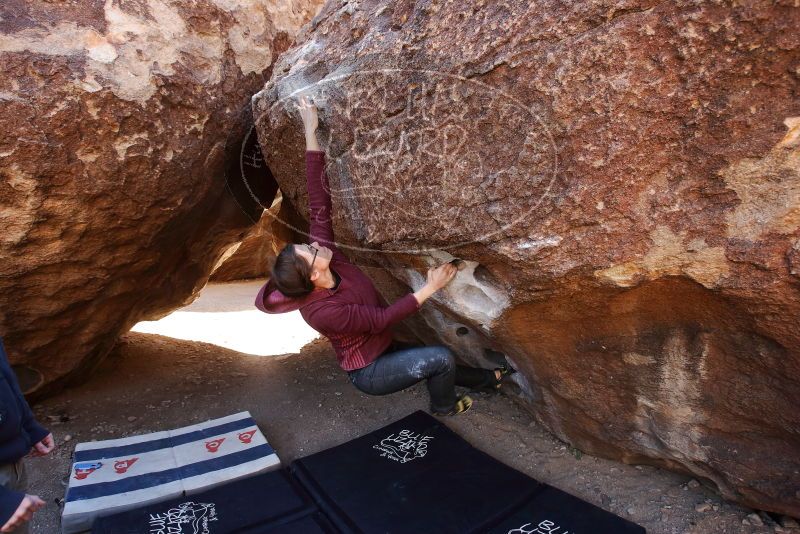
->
<box><xmin>224</xmin><ymin>105</ymin><xmax>280</xmax><ymax>223</ymax></box>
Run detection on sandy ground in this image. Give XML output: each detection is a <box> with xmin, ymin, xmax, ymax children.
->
<box><xmin>23</xmin><ymin>282</ymin><xmax>793</xmax><ymax>533</ymax></box>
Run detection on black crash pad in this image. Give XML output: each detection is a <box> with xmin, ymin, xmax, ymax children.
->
<box><xmin>483</xmin><ymin>485</ymin><xmax>646</xmax><ymax>533</ymax></box>
<box><xmin>290</xmin><ymin>410</ymin><xmax>540</xmax><ymax>534</ymax></box>
<box><xmin>290</xmin><ymin>410</ymin><xmax>646</xmax><ymax>534</ymax></box>
<box><xmin>91</xmin><ymin>470</ymin><xmax>337</xmax><ymax>534</ymax></box>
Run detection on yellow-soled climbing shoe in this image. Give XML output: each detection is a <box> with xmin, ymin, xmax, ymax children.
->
<box><xmin>433</xmin><ymin>395</ymin><xmax>473</xmax><ymax>416</ymax></box>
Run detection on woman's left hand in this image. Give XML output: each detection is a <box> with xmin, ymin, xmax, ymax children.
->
<box><xmin>298</xmin><ymin>95</ymin><xmax>318</xmax><ymax>133</ymax></box>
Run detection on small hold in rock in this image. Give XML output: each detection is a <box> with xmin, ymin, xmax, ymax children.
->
<box><xmin>449</xmin><ymin>258</ymin><xmax>467</xmax><ymax>271</ymax></box>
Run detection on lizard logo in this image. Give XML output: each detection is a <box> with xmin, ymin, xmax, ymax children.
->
<box><xmin>373</xmin><ymin>430</ymin><xmax>433</xmax><ymax>464</ymax></box>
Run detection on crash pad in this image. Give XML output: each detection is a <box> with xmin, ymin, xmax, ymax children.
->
<box><xmin>63</xmin><ymin>412</ymin><xmax>280</xmax><ymax>533</ymax></box>
<box><xmin>92</xmin><ymin>470</ymin><xmax>337</xmax><ymax>534</ymax></box>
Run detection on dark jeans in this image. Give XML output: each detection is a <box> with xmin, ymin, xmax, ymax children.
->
<box><xmin>347</xmin><ymin>342</ymin><xmax>495</xmax><ymax>413</ymax></box>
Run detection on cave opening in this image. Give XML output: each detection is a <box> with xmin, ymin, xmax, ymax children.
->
<box><xmin>131</xmin><ymin>280</ymin><xmax>319</xmax><ymax>357</ymax></box>
<box><xmin>129</xmin><ymin>108</ymin><xmax>319</xmax><ymax>357</ymax></box>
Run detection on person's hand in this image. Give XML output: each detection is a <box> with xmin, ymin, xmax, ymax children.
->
<box><xmin>0</xmin><ymin>495</ymin><xmax>44</xmax><ymax>533</ymax></box>
<box><xmin>425</xmin><ymin>262</ymin><xmax>458</xmax><ymax>291</ymax></box>
<box><xmin>298</xmin><ymin>95</ymin><xmax>318</xmax><ymax>134</ymax></box>
<box><xmin>29</xmin><ymin>433</ymin><xmax>55</xmax><ymax>457</ymax></box>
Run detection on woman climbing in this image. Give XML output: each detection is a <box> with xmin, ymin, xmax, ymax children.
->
<box><xmin>255</xmin><ymin>95</ymin><xmax>512</xmax><ymax>416</ymax></box>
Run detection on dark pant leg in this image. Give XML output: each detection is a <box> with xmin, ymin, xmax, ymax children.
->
<box><xmin>385</xmin><ymin>340</ymin><xmax>494</xmax><ymax>389</ymax></box>
<box><xmin>348</xmin><ymin>345</ymin><xmax>457</xmax><ymax>413</ymax></box>
<box><xmin>455</xmin><ymin>365</ymin><xmax>496</xmax><ymax>389</ymax></box>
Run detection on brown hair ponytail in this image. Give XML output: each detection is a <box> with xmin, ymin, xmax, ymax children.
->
<box><xmin>270</xmin><ymin>244</ymin><xmax>314</xmax><ymax>297</ymax></box>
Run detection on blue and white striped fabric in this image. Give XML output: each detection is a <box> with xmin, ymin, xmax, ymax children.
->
<box><xmin>61</xmin><ymin>412</ymin><xmax>280</xmax><ymax>534</ymax></box>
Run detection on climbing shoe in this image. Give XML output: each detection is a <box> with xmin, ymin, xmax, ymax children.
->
<box><xmin>472</xmin><ymin>364</ymin><xmax>517</xmax><ymax>394</ymax></box>
<box><xmin>497</xmin><ymin>362</ymin><xmax>517</xmax><ymax>379</ymax></box>
<box><xmin>433</xmin><ymin>395</ymin><xmax>473</xmax><ymax>416</ymax></box>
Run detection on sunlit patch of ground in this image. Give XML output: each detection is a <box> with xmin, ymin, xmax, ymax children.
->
<box><xmin>132</xmin><ymin>280</ymin><xmax>320</xmax><ymax>356</ymax></box>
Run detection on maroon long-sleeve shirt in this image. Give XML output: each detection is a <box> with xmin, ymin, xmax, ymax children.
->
<box><xmin>255</xmin><ymin>150</ymin><xmax>420</xmax><ymax>371</ymax></box>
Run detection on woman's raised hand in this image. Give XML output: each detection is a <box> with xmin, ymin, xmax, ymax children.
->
<box><xmin>426</xmin><ymin>262</ymin><xmax>458</xmax><ymax>291</ymax></box>
<box><xmin>298</xmin><ymin>95</ymin><xmax>318</xmax><ymax>134</ymax></box>
<box><xmin>413</xmin><ymin>261</ymin><xmax>459</xmax><ymax>306</ymax></box>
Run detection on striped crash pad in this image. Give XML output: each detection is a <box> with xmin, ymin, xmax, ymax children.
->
<box><xmin>62</xmin><ymin>412</ymin><xmax>279</xmax><ymax>534</ymax></box>
<box><xmin>92</xmin><ymin>470</ymin><xmax>337</xmax><ymax>534</ymax></box>
<box><xmin>290</xmin><ymin>410</ymin><xmax>646</xmax><ymax>534</ymax></box>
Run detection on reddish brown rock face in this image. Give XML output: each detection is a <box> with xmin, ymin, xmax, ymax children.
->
<box><xmin>0</xmin><ymin>0</ymin><xmax>323</xmax><ymax>395</ymax></box>
<box><xmin>253</xmin><ymin>0</ymin><xmax>800</xmax><ymax>516</ymax></box>
<box><xmin>211</xmin><ymin>198</ymin><xmax>286</xmax><ymax>282</ymax></box>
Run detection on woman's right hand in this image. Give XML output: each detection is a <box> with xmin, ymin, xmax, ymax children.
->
<box><xmin>426</xmin><ymin>262</ymin><xmax>458</xmax><ymax>291</ymax></box>
<box><xmin>298</xmin><ymin>95</ymin><xmax>318</xmax><ymax>134</ymax></box>
<box><xmin>413</xmin><ymin>262</ymin><xmax>458</xmax><ymax>306</ymax></box>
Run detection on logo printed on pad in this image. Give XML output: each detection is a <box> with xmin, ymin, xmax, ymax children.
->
<box><xmin>114</xmin><ymin>457</ymin><xmax>138</xmax><ymax>474</ymax></box>
<box><xmin>507</xmin><ymin>520</ymin><xmax>568</xmax><ymax>534</ymax></box>
<box><xmin>237</xmin><ymin>429</ymin><xmax>256</xmax><ymax>444</ymax></box>
<box><xmin>73</xmin><ymin>461</ymin><xmax>103</xmax><ymax>480</ymax></box>
<box><xmin>148</xmin><ymin>501</ymin><xmax>218</xmax><ymax>534</ymax></box>
<box><xmin>205</xmin><ymin>438</ymin><xmax>225</xmax><ymax>453</ymax></box>
<box><xmin>373</xmin><ymin>429</ymin><xmax>433</xmax><ymax>464</ymax></box>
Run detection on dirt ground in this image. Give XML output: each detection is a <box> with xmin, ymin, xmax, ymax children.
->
<box><xmin>23</xmin><ymin>283</ymin><xmax>794</xmax><ymax>534</ymax></box>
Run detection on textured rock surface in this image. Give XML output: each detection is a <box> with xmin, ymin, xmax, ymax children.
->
<box><xmin>253</xmin><ymin>0</ymin><xmax>800</xmax><ymax>516</ymax></box>
<box><xmin>0</xmin><ymin>0</ymin><xmax>322</xmax><ymax>395</ymax></box>
<box><xmin>211</xmin><ymin>198</ymin><xmax>285</xmax><ymax>282</ymax></box>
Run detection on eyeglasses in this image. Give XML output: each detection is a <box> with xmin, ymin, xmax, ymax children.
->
<box><xmin>308</xmin><ymin>244</ymin><xmax>319</xmax><ymax>267</ymax></box>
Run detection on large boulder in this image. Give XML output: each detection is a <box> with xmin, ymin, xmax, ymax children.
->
<box><xmin>253</xmin><ymin>0</ymin><xmax>800</xmax><ymax>516</ymax></box>
<box><xmin>0</xmin><ymin>0</ymin><xmax>323</xmax><ymax>395</ymax></box>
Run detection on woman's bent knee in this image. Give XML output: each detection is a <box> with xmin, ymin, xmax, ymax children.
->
<box><xmin>406</xmin><ymin>346</ymin><xmax>452</xmax><ymax>379</ymax></box>
<box><xmin>427</xmin><ymin>346</ymin><xmax>455</xmax><ymax>374</ymax></box>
